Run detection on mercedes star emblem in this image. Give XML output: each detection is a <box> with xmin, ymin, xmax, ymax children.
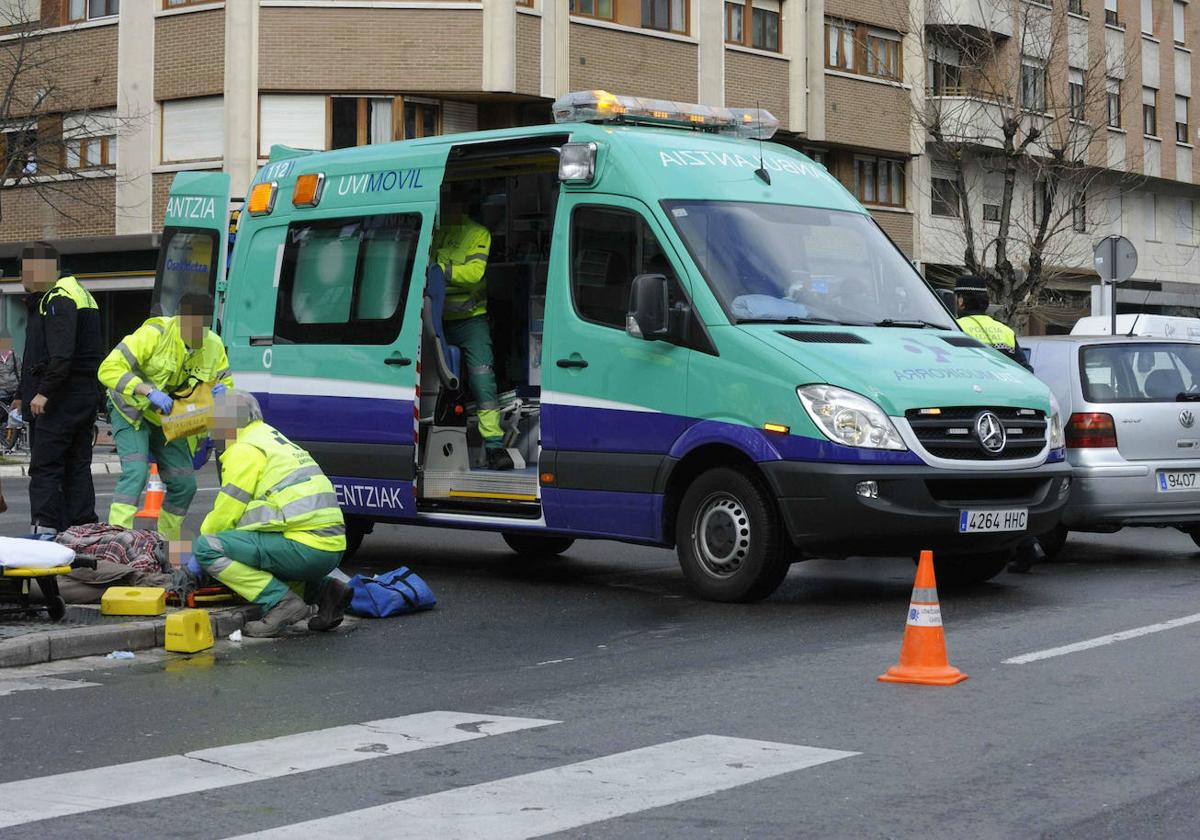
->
<box><xmin>974</xmin><ymin>411</ymin><xmax>1007</xmax><ymax>455</ymax></box>
<box><xmin>1181</xmin><ymin>409</ymin><xmax>1195</xmax><ymax>429</ymax></box>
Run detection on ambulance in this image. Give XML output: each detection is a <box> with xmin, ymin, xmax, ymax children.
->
<box><xmin>152</xmin><ymin>91</ymin><xmax>1071</xmax><ymax>602</ymax></box>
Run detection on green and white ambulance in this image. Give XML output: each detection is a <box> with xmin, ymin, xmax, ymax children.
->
<box><xmin>154</xmin><ymin>91</ymin><xmax>1070</xmax><ymax>602</ymax></box>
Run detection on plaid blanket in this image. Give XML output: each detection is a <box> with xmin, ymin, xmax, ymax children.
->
<box><xmin>55</xmin><ymin>524</ymin><xmax>167</xmax><ymax>574</ymax></box>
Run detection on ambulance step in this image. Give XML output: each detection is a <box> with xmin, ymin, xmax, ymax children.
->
<box><xmin>423</xmin><ymin>468</ymin><xmax>539</xmax><ymax>501</ymax></box>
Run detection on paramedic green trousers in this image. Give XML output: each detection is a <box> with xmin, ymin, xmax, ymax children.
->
<box><xmin>108</xmin><ymin>402</ymin><xmax>195</xmax><ymax>541</ymax></box>
<box><xmin>193</xmin><ymin>530</ymin><xmax>342</xmax><ymax>609</ymax></box>
<box><xmin>444</xmin><ymin>315</ymin><xmax>503</xmax><ymax>447</ymax></box>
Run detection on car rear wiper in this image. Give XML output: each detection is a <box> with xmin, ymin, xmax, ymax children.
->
<box><xmin>1176</xmin><ymin>392</ymin><xmax>1200</xmax><ymax>401</ymax></box>
<box><xmin>873</xmin><ymin>319</ymin><xmax>951</xmax><ymax>330</ymax></box>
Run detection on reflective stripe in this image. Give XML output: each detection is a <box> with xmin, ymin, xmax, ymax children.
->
<box><xmin>307</xmin><ymin>525</ymin><xmax>347</xmax><ymax>538</ymax></box>
<box><xmin>116</xmin><ymin>342</ymin><xmax>140</xmax><ymax>370</ymax></box>
<box><xmin>119</xmin><ymin>452</ymin><xmax>149</xmax><ymax>464</ymax></box>
<box><xmin>465</xmin><ymin>253</ymin><xmax>488</xmax><ymax>262</ymax></box>
<box><xmin>282</xmin><ymin>493</ymin><xmax>341</xmax><ymax>518</ymax></box>
<box><xmin>444</xmin><ymin>298</ymin><xmax>479</xmax><ymax>313</ymax></box>
<box><xmin>478</xmin><ymin>401</ymin><xmax>500</xmax><ymax>411</ymax></box>
<box><xmin>238</xmin><ymin>506</ymin><xmax>277</xmax><ymax>527</ymax></box>
<box><xmin>215</xmin><ymin>368</ymin><xmax>232</xmax><ymax>381</ymax></box>
<box><xmin>266</xmin><ymin>464</ymin><xmax>323</xmax><ymax>497</ymax></box>
<box><xmin>110</xmin><ymin>390</ymin><xmax>138</xmax><ymax>420</ymax></box>
<box><xmin>220</xmin><ymin>483</ymin><xmax>254</xmax><ymax>504</ymax></box>
<box><xmin>910</xmin><ymin>587</ymin><xmax>939</xmax><ymax>603</ymax></box>
<box><xmin>149</xmin><ymin>322</ymin><xmax>165</xmax><ymax>334</ymax></box>
<box><xmin>162</xmin><ymin>501</ymin><xmax>189</xmax><ymax>516</ymax></box>
<box><xmin>467</xmin><ymin>364</ymin><xmax>494</xmax><ymax>376</ymax></box>
<box><xmin>115</xmin><ymin>372</ymin><xmax>139</xmax><ymax>395</ymax></box>
<box><xmin>112</xmin><ymin>493</ymin><xmax>140</xmax><ymax>506</ymax></box>
<box><xmin>207</xmin><ymin>556</ymin><xmax>233</xmax><ymax>575</ymax></box>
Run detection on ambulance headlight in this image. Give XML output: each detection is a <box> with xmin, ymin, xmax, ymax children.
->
<box><xmin>559</xmin><ymin>142</ymin><xmax>597</xmax><ymax>183</ymax></box>
<box><xmin>797</xmin><ymin>385</ymin><xmax>906</xmax><ymax>451</ymax></box>
<box><xmin>1048</xmin><ymin>393</ymin><xmax>1064</xmax><ymax>449</ymax></box>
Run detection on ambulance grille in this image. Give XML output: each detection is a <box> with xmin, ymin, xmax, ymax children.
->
<box><xmin>779</xmin><ymin>331</ymin><xmax>869</xmax><ymax>345</ymax></box>
<box><xmin>941</xmin><ymin>335</ymin><xmax>986</xmax><ymax>348</ymax></box>
<box><xmin>905</xmin><ymin>407</ymin><xmax>1047</xmax><ymax>461</ymax></box>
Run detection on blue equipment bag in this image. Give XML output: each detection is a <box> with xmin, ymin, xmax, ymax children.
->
<box><xmin>347</xmin><ymin>567</ymin><xmax>436</xmax><ymax>618</ymax></box>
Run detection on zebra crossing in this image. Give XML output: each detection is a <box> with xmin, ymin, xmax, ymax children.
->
<box><xmin>0</xmin><ymin>709</ymin><xmax>858</xmax><ymax>837</ymax></box>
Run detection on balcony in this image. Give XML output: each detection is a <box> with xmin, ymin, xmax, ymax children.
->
<box><xmin>926</xmin><ymin>0</ymin><xmax>1013</xmax><ymax>38</ymax></box>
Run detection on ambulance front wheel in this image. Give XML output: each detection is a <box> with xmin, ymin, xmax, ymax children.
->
<box><xmin>342</xmin><ymin>517</ymin><xmax>373</xmax><ymax>561</ymax></box>
<box><xmin>502</xmin><ymin>532</ymin><xmax>575</xmax><ymax>558</ymax></box>
<box><xmin>676</xmin><ymin>466</ymin><xmax>791</xmax><ymax>603</ymax></box>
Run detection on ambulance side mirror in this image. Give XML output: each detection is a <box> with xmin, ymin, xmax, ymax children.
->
<box><xmin>627</xmin><ymin>273</ymin><xmax>670</xmax><ymax>341</ymax></box>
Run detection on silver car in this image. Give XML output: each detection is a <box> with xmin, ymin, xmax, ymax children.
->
<box><xmin>1023</xmin><ymin>334</ymin><xmax>1200</xmax><ymax>555</ymax></box>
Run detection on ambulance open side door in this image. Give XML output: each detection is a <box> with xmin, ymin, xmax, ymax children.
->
<box><xmin>152</xmin><ymin>171</ymin><xmax>232</xmax><ymax>321</ymax></box>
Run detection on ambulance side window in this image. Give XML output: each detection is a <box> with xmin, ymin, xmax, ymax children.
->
<box><xmin>154</xmin><ymin>226</ymin><xmax>219</xmax><ymax>316</ymax></box>
<box><xmin>274</xmin><ymin>213</ymin><xmax>421</xmax><ymax>345</ymax></box>
<box><xmin>570</xmin><ymin>206</ymin><xmax>685</xmax><ymax>330</ymax></box>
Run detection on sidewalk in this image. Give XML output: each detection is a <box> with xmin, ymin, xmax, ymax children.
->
<box><xmin>0</xmin><ymin>447</ymin><xmax>119</xmax><ymax>478</ymax></box>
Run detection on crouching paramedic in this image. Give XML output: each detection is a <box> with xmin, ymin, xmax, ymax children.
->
<box><xmin>192</xmin><ymin>389</ymin><xmax>351</xmax><ymax>637</ymax></box>
<box><xmin>98</xmin><ymin>292</ymin><xmax>233</xmax><ymax>540</ymax></box>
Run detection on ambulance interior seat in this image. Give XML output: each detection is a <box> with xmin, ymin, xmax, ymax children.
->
<box><xmin>421</xmin><ymin>266</ymin><xmax>461</xmax><ymax>391</ymax></box>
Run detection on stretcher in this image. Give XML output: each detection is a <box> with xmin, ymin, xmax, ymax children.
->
<box><xmin>166</xmin><ymin>583</ymin><xmax>243</xmax><ymax>610</ymax></box>
<box><xmin>0</xmin><ymin>565</ymin><xmax>71</xmax><ymax>621</ymax></box>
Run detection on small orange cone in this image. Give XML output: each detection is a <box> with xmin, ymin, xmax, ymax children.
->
<box><xmin>878</xmin><ymin>550</ymin><xmax>968</xmax><ymax>686</ymax></box>
<box><xmin>136</xmin><ymin>462</ymin><xmax>165</xmax><ymax>522</ymax></box>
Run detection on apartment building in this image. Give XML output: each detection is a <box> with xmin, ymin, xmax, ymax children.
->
<box><xmin>916</xmin><ymin>0</ymin><xmax>1200</xmax><ymax>331</ymax></box>
<box><xmin>0</xmin><ymin>0</ymin><xmax>929</xmax><ymax>349</ymax></box>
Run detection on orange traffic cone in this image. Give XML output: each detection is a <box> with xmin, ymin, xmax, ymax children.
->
<box><xmin>135</xmin><ymin>462</ymin><xmax>165</xmax><ymax>523</ymax></box>
<box><xmin>878</xmin><ymin>550</ymin><xmax>968</xmax><ymax>686</ymax></box>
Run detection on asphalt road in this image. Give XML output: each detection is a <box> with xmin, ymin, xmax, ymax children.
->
<box><xmin>1</xmin><ymin>470</ymin><xmax>1199</xmax><ymax>838</ymax></box>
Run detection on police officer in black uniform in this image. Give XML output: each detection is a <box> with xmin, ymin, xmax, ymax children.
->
<box><xmin>13</xmin><ymin>242</ymin><xmax>104</xmax><ymax>534</ymax></box>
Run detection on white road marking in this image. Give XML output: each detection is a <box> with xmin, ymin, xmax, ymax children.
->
<box><xmin>0</xmin><ymin>676</ymin><xmax>99</xmax><ymax>697</ymax></box>
<box><xmin>232</xmin><ymin>736</ymin><xmax>858</xmax><ymax>840</ymax></box>
<box><xmin>1004</xmin><ymin>611</ymin><xmax>1200</xmax><ymax>664</ymax></box>
<box><xmin>0</xmin><ymin>711</ymin><xmax>558</xmax><ymax>829</ymax></box>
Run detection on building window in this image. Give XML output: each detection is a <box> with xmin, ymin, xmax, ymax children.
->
<box><xmin>328</xmin><ymin>96</ymin><xmax>397</xmax><ymax>150</ymax></box>
<box><xmin>825</xmin><ymin>19</ymin><xmax>903</xmax><ymax>81</ymax></box>
<box><xmin>853</xmin><ymin>156</ymin><xmax>905</xmax><ymax>207</ymax></box>
<box><xmin>1107</xmin><ymin>78</ymin><xmax>1122</xmax><ymax>128</ymax></box>
<box><xmin>1069</xmin><ymin>0</ymin><xmax>1085</xmax><ymax>14</ymax></box>
<box><xmin>931</xmin><ymin>176</ymin><xmax>960</xmax><ymax>217</ymax></box>
<box><xmin>1145</xmin><ymin>192</ymin><xmax>1158</xmax><ymax>240</ymax></box>
<box><xmin>983</xmin><ymin>203</ymin><xmax>1001</xmax><ymax>222</ymax></box>
<box><xmin>1069</xmin><ymin>68</ymin><xmax>1085</xmax><ymax>120</ymax></box>
<box><xmin>1177</xmin><ymin>197</ymin><xmax>1196</xmax><ymax>244</ymax></box>
<box><xmin>2</xmin><ymin>128</ymin><xmax>38</xmax><ymax>179</ymax></box>
<box><xmin>1105</xmin><ymin>0</ymin><xmax>1119</xmax><ymax>25</ymax></box>
<box><xmin>1073</xmin><ymin>192</ymin><xmax>1088</xmax><ymax>233</ymax></box>
<box><xmin>163</xmin><ymin>0</ymin><xmax>215</xmax><ymax>7</ymax></box>
<box><xmin>1143</xmin><ymin>87</ymin><xmax>1159</xmax><ymax>137</ymax></box>
<box><xmin>569</xmin><ymin>0</ymin><xmax>613</xmax><ymax>18</ymax></box>
<box><xmin>1021</xmin><ymin>58</ymin><xmax>1047</xmax><ymax>112</ymax></box>
<box><xmin>725</xmin><ymin>2</ymin><xmax>781</xmax><ymax>51</ymax></box>
<box><xmin>67</xmin><ymin>0</ymin><xmax>118</xmax><ymax>20</ymax></box>
<box><xmin>161</xmin><ymin>96</ymin><xmax>224</xmax><ymax>164</ymax></box>
<box><xmin>1176</xmin><ymin>0</ymin><xmax>1187</xmax><ymax>43</ymax></box>
<box><xmin>1142</xmin><ymin>0</ymin><xmax>1154</xmax><ymax>33</ymax></box>
<box><xmin>1178</xmin><ymin>95</ymin><xmax>1191</xmax><ymax>143</ymax></box>
<box><xmin>402</xmin><ymin>100</ymin><xmax>440</xmax><ymax>140</ymax></box>
<box><xmin>63</xmin><ymin>110</ymin><xmax>117</xmax><ymax>169</ymax></box>
<box><xmin>1032</xmin><ymin>180</ymin><xmax>1050</xmax><ymax>227</ymax></box>
<box><xmin>928</xmin><ymin>43</ymin><xmax>962</xmax><ymax>95</ymax></box>
<box><xmin>642</xmin><ymin>0</ymin><xmax>688</xmax><ymax>34</ymax></box>
<box><xmin>801</xmin><ymin>147</ymin><xmax>827</xmax><ymax>168</ymax></box>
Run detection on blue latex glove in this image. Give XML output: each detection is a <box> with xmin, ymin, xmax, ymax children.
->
<box><xmin>182</xmin><ymin>553</ymin><xmax>207</xmax><ymax>583</ymax></box>
<box><xmin>147</xmin><ymin>389</ymin><xmax>173</xmax><ymax>415</ymax></box>
<box><xmin>211</xmin><ymin>382</ymin><xmax>227</xmax><ymax>397</ymax></box>
<box><xmin>192</xmin><ymin>437</ymin><xmax>213</xmax><ymax>470</ymax></box>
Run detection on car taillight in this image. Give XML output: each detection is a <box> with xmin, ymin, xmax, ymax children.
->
<box><xmin>1066</xmin><ymin>412</ymin><xmax>1117</xmax><ymax>448</ymax></box>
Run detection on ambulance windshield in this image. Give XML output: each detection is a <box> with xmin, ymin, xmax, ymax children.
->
<box><xmin>665</xmin><ymin>201</ymin><xmax>955</xmax><ymax>329</ymax></box>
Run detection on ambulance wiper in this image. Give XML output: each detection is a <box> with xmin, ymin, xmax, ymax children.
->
<box><xmin>873</xmin><ymin>318</ymin><xmax>950</xmax><ymax>330</ymax></box>
<box><xmin>738</xmin><ymin>316</ymin><xmax>856</xmax><ymax>325</ymax></box>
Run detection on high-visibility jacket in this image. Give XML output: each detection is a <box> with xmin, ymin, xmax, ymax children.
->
<box><xmin>958</xmin><ymin>315</ymin><xmax>1017</xmax><ymax>350</ymax></box>
<box><xmin>201</xmin><ymin>421</ymin><xmax>346</xmax><ymax>553</ymax></box>
<box><xmin>98</xmin><ymin>316</ymin><xmax>233</xmax><ymax>428</ymax></box>
<box><xmin>21</xmin><ymin>276</ymin><xmax>103</xmax><ymax>404</ymax></box>
<box><xmin>432</xmin><ymin>218</ymin><xmax>491</xmax><ymax>321</ymax></box>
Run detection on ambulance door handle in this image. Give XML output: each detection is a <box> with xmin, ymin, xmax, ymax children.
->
<box><xmin>556</xmin><ymin>358</ymin><xmax>588</xmax><ymax>369</ymax></box>
<box><xmin>385</xmin><ymin>356</ymin><xmax>412</xmax><ymax>367</ymax></box>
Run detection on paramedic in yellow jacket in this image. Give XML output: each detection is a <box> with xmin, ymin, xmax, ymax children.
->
<box><xmin>191</xmin><ymin>389</ymin><xmax>350</xmax><ymax>638</ymax></box>
<box><xmin>433</xmin><ymin>191</ymin><xmax>512</xmax><ymax>471</ymax></box>
<box><xmin>97</xmin><ymin>292</ymin><xmax>234</xmax><ymax>540</ymax></box>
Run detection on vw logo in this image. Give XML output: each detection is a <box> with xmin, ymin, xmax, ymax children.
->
<box><xmin>974</xmin><ymin>411</ymin><xmax>1007</xmax><ymax>455</ymax></box>
<box><xmin>1182</xmin><ymin>410</ymin><xmax>1195</xmax><ymax>429</ymax></box>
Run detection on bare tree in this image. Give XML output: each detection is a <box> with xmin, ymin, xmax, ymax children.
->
<box><xmin>0</xmin><ymin>0</ymin><xmax>139</xmax><ymax>226</ymax></box>
<box><xmin>917</xmin><ymin>0</ymin><xmax>1141</xmax><ymax>325</ymax></box>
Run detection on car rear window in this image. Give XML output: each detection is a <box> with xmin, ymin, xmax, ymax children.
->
<box><xmin>1080</xmin><ymin>343</ymin><xmax>1200</xmax><ymax>402</ymax></box>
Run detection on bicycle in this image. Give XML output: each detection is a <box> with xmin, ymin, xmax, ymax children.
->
<box><xmin>0</xmin><ymin>400</ymin><xmax>28</xmax><ymax>454</ymax></box>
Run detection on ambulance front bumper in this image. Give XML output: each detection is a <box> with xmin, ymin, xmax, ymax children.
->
<box><xmin>760</xmin><ymin>459</ymin><xmax>1072</xmax><ymax>557</ymax></box>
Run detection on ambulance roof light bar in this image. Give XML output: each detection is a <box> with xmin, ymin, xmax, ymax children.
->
<box><xmin>552</xmin><ymin>90</ymin><xmax>779</xmax><ymax>140</ymax></box>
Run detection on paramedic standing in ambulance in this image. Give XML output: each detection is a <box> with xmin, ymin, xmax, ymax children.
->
<box><xmin>98</xmin><ymin>292</ymin><xmax>234</xmax><ymax>540</ymax></box>
<box><xmin>433</xmin><ymin>191</ymin><xmax>513</xmax><ymax>471</ymax></box>
<box><xmin>191</xmin><ymin>389</ymin><xmax>350</xmax><ymax>637</ymax></box>
<box><xmin>14</xmin><ymin>242</ymin><xmax>103</xmax><ymax>535</ymax></box>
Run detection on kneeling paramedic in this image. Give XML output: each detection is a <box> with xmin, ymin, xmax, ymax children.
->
<box><xmin>98</xmin><ymin>292</ymin><xmax>233</xmax><ymax>540</ymax></box>
<box><xmin>191</xmin><ymin>389</ymin><xmax>351</xmax><ymax>637</ymax></box>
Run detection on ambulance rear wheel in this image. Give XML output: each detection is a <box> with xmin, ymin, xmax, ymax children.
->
<box><xmin>502</xmin><ymin>533</ymin><xmax>575</xmax><ymax>558</ymax></box>
<box><xmin>676</xmin><ymin>467</ymin><xmax>790</xmax><ymax>603</ymax></box>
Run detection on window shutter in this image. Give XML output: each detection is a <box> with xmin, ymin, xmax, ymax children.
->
<box><xmin>259</xmin><ymin>95</ymin><xmax>327</xmax><ymax>157</ymax></box>
<box><xmin>162</xmin><ymin>97</ymin><xmax>224</xmax><ymax>163</ymax></box>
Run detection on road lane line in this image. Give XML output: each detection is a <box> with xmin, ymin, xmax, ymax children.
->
<box><xmin>0</xmin><ymin>711</ymin><xmax>558</xmax><ymax>829</ymax></box>
<box><xmin>232</xmin><ymin>736</ymin><xmax>859</xmax><ymax>840</ymax></box>
<box><xmin>1004</xmin><ymin>612</ymin><xmax>1200</xmax><ymax>664</ymax></box>
<box><xmin>0</xmin><ymin>676</ymin><xmax>99</xmax><ymax>697</ymax></box>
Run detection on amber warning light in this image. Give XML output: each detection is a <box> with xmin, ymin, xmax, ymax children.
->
<box><xmin>247</xmin><ymin>181</ymin><xmax>278</xmax><ymax>216</ymax></box>
<box><xmin>292</xmin><ymin>173</ymin><xmax>325</xmax><ymax>208</ymax></box>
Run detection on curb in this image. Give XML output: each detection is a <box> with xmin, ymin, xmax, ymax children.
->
<box><xmin>0</xmin><ymin>461</ymin><xmax>120</xmax><ymax>478</ymax></box>
<box><xmin>0</xmin><ymin>604</ymin><xmax>261</xmax><ymax>668</ymax></box>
